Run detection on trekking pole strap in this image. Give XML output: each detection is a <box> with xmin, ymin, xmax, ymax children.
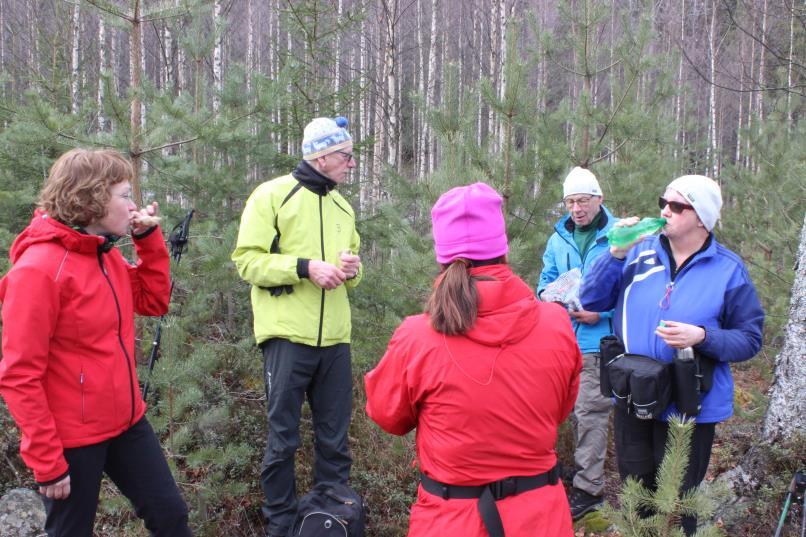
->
<box><xmin>419</xmin><ymin>464</ymin><xmax>560</xmax><ymax>537</ymax></box>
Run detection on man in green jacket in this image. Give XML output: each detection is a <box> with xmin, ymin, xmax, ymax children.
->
<box><xmin>232</xmin><ymin>116</ymin><xmax>362</xmax><ymax>537</ymax></box>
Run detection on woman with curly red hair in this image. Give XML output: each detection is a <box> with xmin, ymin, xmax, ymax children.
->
<box><xmin>0</xmin><ymin>148</ymin><xmax>191</xmax><ymax>536</ymax></box>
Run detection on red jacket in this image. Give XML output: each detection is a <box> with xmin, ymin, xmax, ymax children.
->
<box><xmin>0</xmin><ymin>211</ymin><xmax>170</xmax><ymax>484</ymax></box>
<box><xmin>365</xmin><ymin>264</ymin><xmax>581</xmax><ymax>537</ymax></box>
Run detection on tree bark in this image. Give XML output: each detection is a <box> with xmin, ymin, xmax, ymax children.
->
<box><xmin>422</xmin><ymin>0</ymin><xmax>439</xmax><ymax>177</ymax></box>
<box><xmin>674</xmin><ymin>0</ymin><xmax>686</xmax><ymax>160</ymax></box>
<box><xmin>212</xmin><ymin>0</ymin><xmax>223</xmax><ymax>113</ymax></box>
<box><xmin>98</xmin><ymin>15</ymin><xmax>107</xmax><ymax>131</ymax></box>
<box><xmin>707</xmin><ymin>0</ymin><xmax>718</xmax><ymax>177</ymax></box>
<box><xmin>756</xmin><ymin>0</ymin><xmax>767</xmax><ymax>123</ymax></box>
<box><xmin>763</xmin><ymin>212</ymin><xmax>806</xmax><ymax>442</ymax></box>
<box><xmin>71</xmin><ymin>1</ymin><xmax>81</xmax><ymax>114</ymax></box>
<box><xmin>131</xmin><ymin>0</ymin><xmax>144</xmax><ymax>205</ymax></box>
<box><xmin>785</xmin><ymin>0</ymin><xmax>794</xmax><ymax>133</ymax></box>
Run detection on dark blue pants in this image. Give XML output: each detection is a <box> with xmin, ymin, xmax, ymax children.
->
<box><xmin>260</xmin><ymin>339</ymin><xmax>353</xmax><ymax>536</ymax></box>
<box><xmin>42</xmin><ymin>417</ymin><xmax>191</xmax><ymax>537</ymax></box>
<box><xmin>614</xmin><ymin>408</ymin><xmax>716</xmax><ymax>536</ymax></box>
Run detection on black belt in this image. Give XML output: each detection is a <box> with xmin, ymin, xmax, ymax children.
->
<box><xmin>419</xmin><ymin>464</ymin><xmax>560</xmax><ymax>537</ymax></box>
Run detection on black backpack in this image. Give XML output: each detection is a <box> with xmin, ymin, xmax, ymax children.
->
<box><xmin>293</xmin><ymin>483</ymin><xmax>365</xmax><ymax>537</ymax></box>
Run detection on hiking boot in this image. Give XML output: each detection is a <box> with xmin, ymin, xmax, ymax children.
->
<box><xmin>569</xmin><ymin>487</ymin><xmax>603</xmax><ymax>520</ymax></box>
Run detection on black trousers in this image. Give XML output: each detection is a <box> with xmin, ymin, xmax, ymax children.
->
<box><xmin>42</xmin><ymin>417</ymin><xmax>191</xmax><ymax>537</ymax></box>
<box><xmin>260</xmin><ymin>339</ymin><xmax>353</xmax><ymax>536</ymax></box>
<box><xmin>614</xmin><ymin>407</ymin><xmax>716</xmax><ymax>536</ymax></box>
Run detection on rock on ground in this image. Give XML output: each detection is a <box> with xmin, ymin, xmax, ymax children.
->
<box><xmin>0</xmin><ymin>488</ymin><xmax>46</xmax><ymax>537</ymax></box>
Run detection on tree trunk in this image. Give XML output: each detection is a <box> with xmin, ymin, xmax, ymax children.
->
<box><xmin>756</xmin><ymin>0</ymin><xmax>767</xmax><ymax>124</ymax></box>
<box><xmin>334</xmin><ymin>0</ymin><xmax>342</xmax><ymax>109</ymax></box>
<box><xmin>422</xmin><ymin>0</ymin><xmax>439</xmax><ymax>178</ymax></box>
<box><xmin>359</xmin><ymin>9</ymin><xmax>370</xmax><ymax>212</ymax></box>
<box><xmin>785</xmin><ymin>1</ymin><xmax>794</xmax><ymax>133</ymax></box>
<box><xmin>164</xmin><ymin>19</ymin><xmax>174</xmax><ymax>94</ymax></box>
<box><xmin>130</xmin><ymin>0</ymin><xmax>144</xmax><ymax>206</ymax></box>
<box><xmin>763</xmin><ymin>212</ymin><xmax>806</xmax><ymax>442</ymax></box>
<box><xmin>0</xmin><ymin>0</ymin><xmax>4</xmax><ymax>87</ymax></box>
<box><xmin>497</xmin><ymin>0</ymin><xmax>513</xmax><ymax>152</ymax></box>
<box><xmin>488</xmin><ymin>0</ymin><xmax>500</xmax><ymax>150</ymax></box>
<box><xmin>674</xmin><ymin>0</ymin><xmax>686</xmax><ymax>160</ymax></box>
<box><xmin>735</xmin><ymin>31</ymin><xmax>743</xmax><ymax>166</ymax></box>
<box><xmin>111</xmin><ymin>19</ymin><xmax>119</xmax><ymax>97</ymax></box>
<box><xmin>475</xmin><ymin>7</ymin><xmax>483</xmax><ymax>146</ymax></box>
<box><xmin>98</xmin><ymin>16</ymin><xmax>107</xmax><ymax>131</ymax></box>
<box><xmin>707</xmin><ymin>0</ymin><xmax>718</xmax><ymax>177</ymax></box>
<box><xmin>382</xmin><ymin>0</ymin><xmax>399</xmax><ymax>170</ymax></box>
<box><xmin>71</xmin><ymin>2</ymin><xmax>81</xmax><ymax>114</ymax></box>
<box><xmin>745</xmin><ymin>6</ymin><xmax>755</xmax><ymax>170</ymax></box>
<box><xmin>212</xmin><ymin>0</ymin><xmax>223</xmax><ymax>113</ymax></box>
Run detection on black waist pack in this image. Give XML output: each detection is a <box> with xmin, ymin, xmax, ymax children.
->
<box><xmin>607</xmin><ymin>353</ymin><xmax>672</xmax><ymax>420</ymax></box>
<box><xmin>672</xmin><ymin>349</ymin><xmax>716</xmax><ymax>416</ymax></box>
<box><xmin>293</xmin><ymin>483</ymin><xmax>365</xmax><ymax>537</ymax></box>
<box><xmin>599</xmin><ymin>335</ymin><xmax>625</xmax><ymax>398</ymax></box>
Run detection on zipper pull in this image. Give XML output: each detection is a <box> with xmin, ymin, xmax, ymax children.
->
<box><xmin>80</xmin><ymin>372</ymin><xmax>84</xmax><ymax>385</ymax></box>
<box><xmin>659</xmin><ymin>281</ymin><xmax>674</xmax><ymax>310</ymax></box>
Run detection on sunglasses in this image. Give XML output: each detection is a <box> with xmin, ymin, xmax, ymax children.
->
<box><xmin>658</xmin><ymin>196</ymin><xmax>694</xmax><ymax>214</ymax></box>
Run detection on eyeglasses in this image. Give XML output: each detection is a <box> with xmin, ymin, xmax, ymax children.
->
<box><xmin>564</xmin><ymin>196</ymin><xmax>593</xmax><ymax>209</ymax></box>
<box><xmin>335</xmin><ymin>151</ymin><xmax>355</xmax><ymax>163</ymax></box>
<box><xmin>658</xmin><ymin>196</ymin><xmax>694</xmax><ymax>214</ymax></box>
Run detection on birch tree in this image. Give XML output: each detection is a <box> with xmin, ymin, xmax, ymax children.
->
<box><xmin>763</xmin><ymin>212</ymin><xmax>806</xmax><ymax>442</ymax></box>
<box><xmin>212</xmin><ymin>0</ymin><xmax>222</xmax><ymax>113</ymax></box>
<box><xmin>706</xmin><ymin>0</ymin><xmax>719</xmax><ymax>176</ymax></box>
<box><xmin>98</xmin><ymin>15</ymin><xmax>107</xmax><ymax>130</ymax></box>
<box><xmin>71</xmin><ymin>1</ymin><xmax>82</xmax><ymax>114</ymax></box>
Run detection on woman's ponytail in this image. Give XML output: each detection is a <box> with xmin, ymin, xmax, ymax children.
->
<box><xmin>425</xmin><ymin>258</ymin><xmax>479</xmax><ymax>335</ymax></box>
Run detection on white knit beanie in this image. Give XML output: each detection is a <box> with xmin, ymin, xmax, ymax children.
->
<box><xmin>302</xmin><ymin>117</ymin><xmax>352</xmax><ymax>161</ymax></box>
<box><xmin>563</xmin><ymin>167</ymin><xmax>602</xmax><ymax>199</ymax></box>
<box><xmin>667</xmin><ymin>175</ymin><xmax>723</xmax><ymax>231</ymax></box>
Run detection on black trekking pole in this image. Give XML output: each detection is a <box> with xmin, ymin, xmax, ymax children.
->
<box><xmin>142</xmin><ymin>209</ymin><xmax>194</xmax><ymax>402</ymax></box>
<box><xmin>773</xmin><ymin>470</ymin><xmax>806</xmax><ymax>537</ymax></box>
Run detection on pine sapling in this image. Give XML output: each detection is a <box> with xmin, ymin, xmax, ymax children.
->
<box><xmin>600</xmin><ymin>415</ymin><xmax>724</xmax><ymax>537</ymax></box>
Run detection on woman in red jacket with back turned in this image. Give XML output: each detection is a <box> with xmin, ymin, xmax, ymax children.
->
<box><xmin>0</xmin><ymin>148</ymin><xmax>191</xmax><ymax>536</ymax></box>
<box><xmin>365</xmin><ymin>182</ymin><xmax>581</xmax><ymax>537</ymax></box>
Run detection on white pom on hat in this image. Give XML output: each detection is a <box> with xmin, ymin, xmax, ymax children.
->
<box><xmin>563</xmin><ymin>167</ymin><xmax>602</xmax><ymax>199</ymax></box>
<box><xmin>302</xmin><ymin>116</ymin><xmax>352</xmax><ymax>160</ymax></box>
<box><xmin>666</xmin><ymin>175</ymin><xmax>722</xmax><ymax>231</ymax></box>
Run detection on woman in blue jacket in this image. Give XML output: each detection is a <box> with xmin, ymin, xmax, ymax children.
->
<box><xmin>579</xmin><ymin>174</ymin><xmax>764</xmax><ymax>536</ymax></box>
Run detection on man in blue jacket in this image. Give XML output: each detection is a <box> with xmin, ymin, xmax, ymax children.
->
<box><xmin>579</xmin><ymin>175</ymin><xmax>764</xmax><ymax>536</ymax></box>
<box><xmin>537</xmin><ymin>166</ymin><xmax>615</xmax><ymax>519</ymax></box>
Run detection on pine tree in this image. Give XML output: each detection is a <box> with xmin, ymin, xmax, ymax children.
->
<box><xmin>602</xmin><ymin>416</ymin><xmax>724</xmax><ymax>537</ymax></box>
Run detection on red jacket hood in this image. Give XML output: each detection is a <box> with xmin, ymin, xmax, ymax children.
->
<box><xmin>458</xmin><ymin>264</ymin><xmax>540</xmax><ymax>347</ymax></box>
<box><xmin>9</xmin><ymin>210</ymin><xmax>104</xmax><ymax>263</ymax></box>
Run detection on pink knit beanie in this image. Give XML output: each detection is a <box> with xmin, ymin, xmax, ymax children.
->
<box><xmin>431</xmin><ymin>182</ymin><xmax>509</xmax><ymax>264</ymax></box>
